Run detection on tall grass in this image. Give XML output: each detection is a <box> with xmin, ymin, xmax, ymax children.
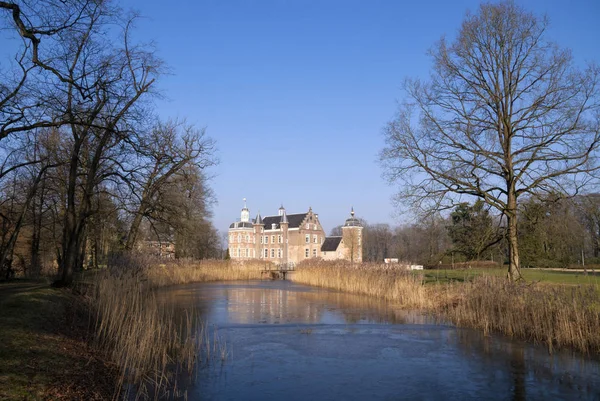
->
<box><xmin>90</xmin><ymin>256</ymin><xmax>265</xmax><ymax>399</ymax></box>
<box><xmin>146</xmin><ymin>258</ymin><xmax>265</xmax><ymax>286</ymax></box>
<box><xmin>293</xmin><ymin>260</ymin><xmax>600</xmax><ymax>354</ymax></box>
<box><xmin>293</xmin><ymin>259</ymin><xmax>434</xmax><ymax>308</ymax></box>
<box><xmin>446</xmin><ymin>276</ymin><xmax>600</xmax><ymax>354</ymax></box>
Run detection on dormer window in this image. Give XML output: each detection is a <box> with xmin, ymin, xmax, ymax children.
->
<box><xmin>272</xmin><ymin>223</ymin><xmax>277</xmax><ymax>230</ymax></box>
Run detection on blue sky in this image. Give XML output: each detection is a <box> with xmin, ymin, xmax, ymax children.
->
<box><xmin>121</xmin><ymin>0</ymin><xmax>600</xmax><ymax>235</ymax></box>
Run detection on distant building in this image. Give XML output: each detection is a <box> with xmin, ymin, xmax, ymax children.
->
<box><xmin>228</xmin><ymin>199</ymin><xmax>363</xmax><ymax>264</ymax></box>
<box><xmin>140</xmin><ymin>240</ymin><xmax>175</xmax><ymax>259</ymax></box>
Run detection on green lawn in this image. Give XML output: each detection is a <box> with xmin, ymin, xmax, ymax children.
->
<box><xmin>422</xmin><ymin>267</ymin><xmax>600</xmax><ymax>286</ymax></box>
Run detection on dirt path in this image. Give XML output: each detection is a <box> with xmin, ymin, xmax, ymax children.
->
<box><xmin>0</xmin><ymin>281</ymin><xmax>49</xmax><ymax>302</ymax></box>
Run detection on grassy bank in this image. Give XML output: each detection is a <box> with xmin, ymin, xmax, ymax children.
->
<box><xmin>0</xmin><ymin>258</ymin><xmax>266</xmax><ymax>400</ymax></box>
<box><xmin>0</xmin><ymin>280</ymin><xmax>116</xmax><ymax>400</ymax></box>
<box><xmin>293</xmin><ymin>260</ymin><xmax>600</xmax><ymax>354</ymax></box>
<box><xmin>424</xmin><ymin>267</ymin><xmax>600</xmax><ymax>286</ymax></box>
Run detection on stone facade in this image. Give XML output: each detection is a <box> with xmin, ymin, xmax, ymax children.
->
<box><xmin>228</xmin><ymin>201</ymin><xmax>363</xmax><ymax>265</ymax></box>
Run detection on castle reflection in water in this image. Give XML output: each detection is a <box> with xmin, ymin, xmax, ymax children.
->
<box><xmin>163</xmin><ymin>281</ymin><xmax>431</xmax><ymax>326</ymax></box>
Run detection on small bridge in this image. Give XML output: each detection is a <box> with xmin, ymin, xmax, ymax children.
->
<box><xmin>260</xmin><ymin>263</ymin><xmax>295</xmax><ymax>280</ymax></box>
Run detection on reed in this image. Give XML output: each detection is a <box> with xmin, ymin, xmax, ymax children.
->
<box><xmin>88</xmin><ymin>256</ymin><xmax>266</xmax><ymax>399</ymax></box>
<box><xmin>292</xmin><ymin>259</ymin><xmax>434</xmax><ymax>308</ymax></box>
<box><xmin>145</xmin><ymin>258</ymin><xmax>265</xmax><ymax>287</ymax></box>
<box><xmin>444</xmin><ymin>275</ymin><xmax>600</xmax><ymax>354</ymax></box>
<box><xmin>293</xmin><ymin>260</ymin><xmax>600</xmax><ymax>354</ymax></box>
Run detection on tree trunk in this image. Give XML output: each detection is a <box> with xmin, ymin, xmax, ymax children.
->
<box><xmin>506</xmin><ymin>190</ymin><xmax>522</xmax><ymax>281</ymax></box>
<box><xmin>125</xmin><ymin>210</ymin><xmax>145</xmax><ymax>251</ymax></box>
<box><xmin>57</xmin><ymin>144</ymin><xmax>80</xmax><ymax>286</ymax></box>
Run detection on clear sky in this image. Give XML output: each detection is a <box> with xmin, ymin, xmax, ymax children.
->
<box><xmin>120</xmin><ymin>0</ymin><xmax>600</xmax><ymax>236</ymax></box>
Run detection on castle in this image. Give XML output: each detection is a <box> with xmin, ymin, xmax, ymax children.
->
<box><xmin>228</xmin><ymin>200</ymin><xmax>363</xmax><ymax>265</ymax></box>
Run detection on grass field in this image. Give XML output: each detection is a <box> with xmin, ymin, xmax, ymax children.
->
<box><xmin>0</xmin><ymin>280</ymin><xmax>115</xmax><ymax>400</ymax></box>
<box><xmin>423</xmin><ymin>267</ymin><xmax>600</xmax><ymax>286</ymax></box>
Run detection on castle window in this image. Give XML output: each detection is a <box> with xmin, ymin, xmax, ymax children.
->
<box><xmin>305</xmin><ymin>234</ymin><xmax>310</xmax><ymax>243</ymax></box>
<box><xmin>242</xmin><ymin>249</ymin><xmax>246</xmax><ymax>257</ymax></box>
<box><xmin>313</xmin><ymin>249</ymin><xmax>317</xmax><ymax>257</ymax></box>
<box><xmin>305</xmin><ymin>248</ymin><xmax>309</xmax><ymax>258</ymax></box>
<box><xmin>277</xmin><ymin>249</ymin><xmax>282</xmax><ymax>258</ymax></box>
<box><xmin>264</xmin><ymin>249</ymin><xmax>268</xmax><ymax>258</ymax></box>
<box><xmin>313</xmin><ymin>234</ymin><xmax>317</xmax><ymax>243</ymax></box>
<box><xmin>245</xmin><ymin>235</ymin><xmax>249</xmax><ymax>242</ymax></box>
<box><xmin>271</xmin><ymin>235</ymin><xmax>275</xmax><ymax>244</ymax></box>
<box><xmin>237</xmin><ymin>234</ymin><xmax>241</xmax><ymax>242</ymax></box>
<box><xmin>260</xmin><ymin>236</ymin><xmax>263</xmax><ymax>244</ymax></box>
<box><xmin>306</xmin><ymin>223</ymin><xmax>309</xmax><ymax>229</ymax></box>
<box><xmin>278</xmin><ymin>235</ymin><xmax>282</xmax><ymax>243</ymax></box>
<box><xmin>261</xmin><ymin>227</ymin><xmax>264</xmax><ymax>233</ymax></box>
<box><xmin>313</xmin><ymin>224</ymin><xmax>317</xmax><ymax>230</ymax></box>
<box><xmin>264</xmin><ymin>235</ymin><xmax>268</xmax><ymax>244</ymax></box>
<box><xmin>271</xmin><ymin>249</ymin><xmax>275</xmax><ymax>258</ymax></box>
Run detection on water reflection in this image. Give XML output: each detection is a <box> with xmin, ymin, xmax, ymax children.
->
<box><xmin>159</xmin><ymin>281</ymin><xmax>600</xmax><ymax>401</ymax></box>
<box><xmin>160</xmin><ymin>280</ymin><xmax>433</xmax><ymax>326</ymax></box>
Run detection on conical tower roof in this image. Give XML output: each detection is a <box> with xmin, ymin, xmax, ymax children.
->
<box><xmin>255</xmin><ymin>210</ymin><xmax>263</xmax><ymax>225</ymax></box>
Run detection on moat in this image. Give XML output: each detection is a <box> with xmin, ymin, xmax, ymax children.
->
<box><xmin>160</xmin><ymin>280</ymin><xmax>600</xmax><ymax>400</ymax></box>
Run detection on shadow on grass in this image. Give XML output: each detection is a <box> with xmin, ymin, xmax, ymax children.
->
<box><xmin>0</xmin><ymin>282</ymin><xmax>116</xmax><ymax>400</ymax></box>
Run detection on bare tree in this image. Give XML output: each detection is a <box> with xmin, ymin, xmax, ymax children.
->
<box><xmin>0</xmin><ymin>0</ymin><xmax>92</xmax><ymax>141</ymax></box>
<box><xmin>123</xmin><ymin>120</ymin><xmax>216</xmax><ymax>250</ymax></box>
<box><xmin>380</xmin><ymin>1</ymin><xmax>600</xmax><ymax>280</ymax></box>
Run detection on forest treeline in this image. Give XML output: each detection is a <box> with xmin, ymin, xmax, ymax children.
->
<box><xmin>0</xmin><ymin>1</ymin><xmax>220</xmax><ymax>284</ymax></box>
<box><xmin>352</xmin><ymin>195</ymin><xmax>600</xmax><ymax>268</ymax></box>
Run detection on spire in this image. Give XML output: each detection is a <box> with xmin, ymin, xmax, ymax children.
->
<box><xmin>255</xmin><ymin>210</ymin><xmax>263</xmax><ymax>225</ymax></box>
<box><xmin>344</xmin><ymin>206</ymin><xmax>361</xmax><ymax>227</ymax></box>
<box><xmin>281</xmin><ymin>209</ymin><xmax>288</xmax><ymax>224</ymax></box>
<box><xmin>243</xmin><ymin>197</ymin><xmax>248</xmax><ymax>210</ymax></box>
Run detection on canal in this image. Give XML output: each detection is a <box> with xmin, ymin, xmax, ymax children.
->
<box><xmin>159</xmin><ymin>280</ymin><xmax>600</xmax><ymax>400</ymax></box>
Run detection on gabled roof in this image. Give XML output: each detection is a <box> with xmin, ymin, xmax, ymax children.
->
<box><xmin>262</xmin><ymin>213</ymin><xmax>307</xmax><ymax>230</ymax></box>
<box><xmin>321</xmin><ymin>236</ymin><xmax>342</xmax><ymax>252</ymax></box>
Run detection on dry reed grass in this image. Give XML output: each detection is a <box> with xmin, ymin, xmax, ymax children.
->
<box><xmin>293</xmin><ymin>259</ymin><xmax>433</xmax><ymax>308</ymax></box>
<box><xmin>90</xmin><ymin>256</ymin><xmax>265</xmax><ymax>399</ymax></box>
<box><xmin>145</xmin><ymin>258</ymin><xmax>265</xmax><ymax>287</ymax></box>
<box><xmin>294</xmin><ymin>259</ymin><xmax>600</xmax><ymax>354</ymax></box>
<box><xmin>445</xmin><ymin>275</ymin><xmax>600</xmax><ymax>354</ymax></box>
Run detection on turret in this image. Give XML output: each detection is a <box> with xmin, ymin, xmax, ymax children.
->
<box><xmin>253</xmin><ymin>210</ymin><xmax>264</xmax><ymax>259</ymax></box>
<box><xmin>280</xmin><ymin>208</ymin><xmax>289</xmax><ymax>265</ymax></box>
<box><xmin>240</xmin><ymin>197</ymin><xmax>250</xmax><ymax>223</ymax></box>
<box><xmin>342</xmin><ymin>207</ymin><xmax>363</xmax><ymax>263</ymax></box>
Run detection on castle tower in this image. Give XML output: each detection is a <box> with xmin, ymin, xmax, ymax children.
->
<box><xmin>228</xmin><ymin>198</ymin><xmax>254</xmax><ymax>259</ymax></box>
<box><xmin>342</xmin><ymin>207</ymin><xmax>363</xmax><ymax>263</ymax></box>
<box><xmin>253</xmin><ymin>210</ymin><xmax>264</xmax><ymax>259</ymax></box>
<box><xmin>280</xmin><ymin>206</ymin><xmax>289</xmax><ymax>265</ymax></box>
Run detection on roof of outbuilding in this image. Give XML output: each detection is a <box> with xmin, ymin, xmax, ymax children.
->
<box><xmin>321</xmin><ymin>236</ymin><xmax>342</xmax><ymax>252</ymax></box>
<box><xmin>262</xmin><ymin>213</ymin><xmax>307</xmax><ymax>230</ymax></box>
